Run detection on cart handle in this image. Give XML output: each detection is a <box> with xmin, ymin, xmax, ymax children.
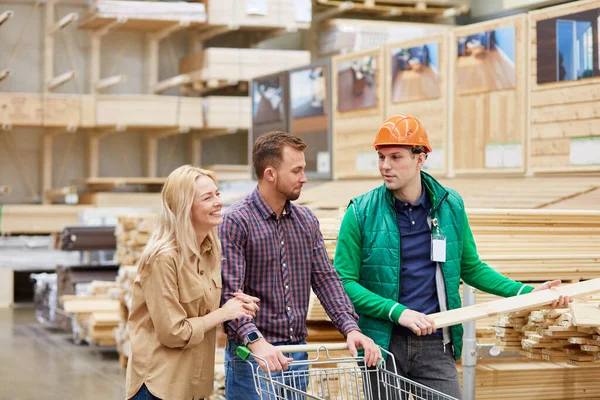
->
<box><xmin>236</xmin><ymin>343</ymin><xmax>349</xmax><ymax>360</ymax></box>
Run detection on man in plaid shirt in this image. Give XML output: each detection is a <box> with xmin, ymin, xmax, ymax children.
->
<box><xmin>220</xmin><ymin>131</ymin><xmax>380</xmax><ymax>399</ymax></box>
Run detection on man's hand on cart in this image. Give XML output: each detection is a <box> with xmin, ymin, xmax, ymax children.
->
<box><xmin>346</xmin><ymin>329</ymin><xmax>381</xmax><ymax>367</ymax></box>
<box><xmin>398</xmin><ymin>309</ymin><xmax>437</xmax><ymax>336</ymax></box>
<box><xmin>532</xmin><ymin>280</ymin><xmax>574</xmax><ymax>308</ymax></box>
<box><xmin>248</xmin><ymin>338</ymin><xmax>294</xmax><ymax>373</ymax></box>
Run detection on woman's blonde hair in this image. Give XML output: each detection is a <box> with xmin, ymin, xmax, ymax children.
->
<box><xmin>138</xmin><ymin>165</ymin><xmax>221</xmax><ymax>271</ymax></box>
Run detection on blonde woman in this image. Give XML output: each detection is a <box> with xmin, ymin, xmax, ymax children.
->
<box><xmin>126</xmin><ymin>165</ymin><xmax>259</xmax><ymax>400</ymax></box>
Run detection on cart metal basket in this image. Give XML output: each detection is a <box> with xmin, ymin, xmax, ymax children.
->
<box><xmin>236</xmin><ymin>343</ymin><xmax>459</xmax><ymax>400</ymax></box>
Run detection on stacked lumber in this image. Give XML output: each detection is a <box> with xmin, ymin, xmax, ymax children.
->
<box><xmin>114</xmin><ymin>214</ymin><xmax>157</xmax><ymax>266</ymax></box>
<box><xmin>203</xmin><ymin>96</ymin><xmax>251</xmax><ymax>130</ymax></box>
<box><xmin>180</xmin><ymin>48</ymin><xmax>310</xmax><ymax>84</ymax></box>
<box><xmin>494</xmin><ymin>299</ymin><xmax>600</xmax><ymax>365</ymax></box>
<box><xmin>115</xmin><ymin>266</ymin><xmax>136</xmax><ymax>368</ymax></box>
<box><xmin>80</xmin><ymin>0</ymin><xmax>206</xmax><ymax>27</ymax></box>
<box><xmin>318</xmin><ymin>19</ymin><xmax>449</xmax><ymax>58</ymax></box>
<box><xmin>457</xmin><ymin>359</ymin><xmax>600</xmax><ymax>400</ymax></box>
<box><xmin>207</xmin><ymin>0</ymin><xmax>311</xmax><ymax>29</ymax></box>
<box><xmin>61</xmin><ymin>293</ymin><xmax>120</xmax><ymax>346</ymax></box>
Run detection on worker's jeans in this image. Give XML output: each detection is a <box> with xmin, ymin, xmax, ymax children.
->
<box><xmin>224</xmin><ymin>340</ymin><xmax>309</xmax><ymax>400</ymax></box>
<box><xmin>364</xmin><ymin>335</ymin><xmax>462</xmax><ymax>400</ymax></box>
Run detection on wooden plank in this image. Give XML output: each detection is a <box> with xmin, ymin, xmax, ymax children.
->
<box><xmin>570</xmin><ymin>303</ymin><xmax>600</xmax><ymax>328</ymax></box>
<box><xmin>430</xmin><ymin>278</ymin><xmax>600</xmax><ymax>329</ymax></box>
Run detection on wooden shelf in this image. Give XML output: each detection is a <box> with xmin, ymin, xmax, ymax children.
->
<box><xmin>73</xmin><ymin>177</ymin><xmax>166</xmax><ymax>192</ymax></box>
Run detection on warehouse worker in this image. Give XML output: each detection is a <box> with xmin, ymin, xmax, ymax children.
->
<box><xmin>219</xmin><ymin>131</ymin><xmax>381</xmax><ymax>399</ymax></box>
<box><xmin>333</xmin><ymin>114</ymin><xmax>572</xmax><ymax>399</ymax></box>
<box><xmin>126</xmin><ymin>165</ymin><xmax>259</xmax><ymax>400</ymax></box>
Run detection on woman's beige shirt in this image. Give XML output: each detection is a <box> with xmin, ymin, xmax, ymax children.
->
<box><xmin>125</xmin><ymin>240</ymin><xmax>221</xmax><ymax>400</ymax></box>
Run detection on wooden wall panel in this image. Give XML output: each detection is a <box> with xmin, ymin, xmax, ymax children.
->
<box><xmin>528</xmin><ymin>0</ymin><xmax>600</xmax><ymax>174</ymax></box>
<box><xmin>332</xmin><ymin>48</ymin><xmax>385</xmax><ymax>179</ymax></box>
<box><xmin>450</xmin><ymin>15</ymin><xmax>528</xmax><ymax>175</ymax></box>
<box><xmin>385</xmin><ymin>33</ymin><xmax>449</xmax><ymax>177</ymax></box>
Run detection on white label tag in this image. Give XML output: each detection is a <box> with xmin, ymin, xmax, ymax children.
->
<box><xmin>246</xmin><ymin>0</ymin><xmax>268</xmax><ymax>15</ymax></box>
<box><xmin>317</xmin><ymin>151</ymin><xmax>330</xmax><ymax>174</ymax></box>
<box><xmin>294</xmin><ymin>0</ymin><xmax>312</xmax><ymax>22</ymax></box>
<box><xmin>431</xmin><ymin>234</ymin><xmax>446</xmax><ymax>263</ymax></box>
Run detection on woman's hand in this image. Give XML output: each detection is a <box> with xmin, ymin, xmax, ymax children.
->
<box><xmin>222</xmin><ymin>298</ymin><xmax>256</xmax><ymax>320</ymax></box>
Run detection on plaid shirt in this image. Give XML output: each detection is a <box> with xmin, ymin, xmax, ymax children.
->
<box><xmin>219</xmin><ymin>188</ymin><xmax>360</xmax><ymax>345</ymax></box>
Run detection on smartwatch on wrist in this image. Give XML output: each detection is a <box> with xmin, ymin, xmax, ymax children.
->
<box><xmin>242</xmin><ymin>331</ymin><xmax>263</xmax><ymax>346</ymax></box>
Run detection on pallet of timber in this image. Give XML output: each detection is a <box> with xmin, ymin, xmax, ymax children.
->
<box><xmin>79</xmin><ymin>0</ymin><xmax>206</xmax><ymax>31</ymax></box>
<box><xmin>180</xmin><ymin>48</ymin><xmax>310</xmax><ymax>85</ymax></box>
<box><xmin>318</xmin><ymin>19</ymin><xmax>449</xmax><ymax>58</ymax></box>
<box><xmin>0</xmin><ymin>93</ymin><xmax>95</xmax><ymax>128</ymax></box>
<box><xmin>204</xmin><ymin>96</ymin><xmax>251</xmax><ymax>130</ymax></box>
<box><xmin>0</xmin><ymin>205</ymin><xmax>85</xmax><ymax>235</ymax></box>
<box><xmin>457</xmin><ymin>359</ymin><xmax>600</xmax><ymax>399</ymax></box>
<box><xmin>95</xmin><ymin>95</ymin><xmax>203</xmax><ymax>128</ymax></box>
<box><xmin>207</xmin><ymin>0</ymin><xmax>311</xmax><ymax>30</ymax></box>
<box><xmin>528</xmin><ymin>0</ymin><xmax>600</xmax><ymax>174</ymax></box>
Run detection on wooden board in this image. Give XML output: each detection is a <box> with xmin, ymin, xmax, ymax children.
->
<box><xmin>331</xmin><ymin>47</ymin><xmax>385</xmax><ymax>179</ymax></box>
<box><xmin>385</xmin><ymin>33</ymin><xmax>449</xmax><ymax>176</ymax></box>
<box><xmin>569</xmin><ymin>302</ymin><xmax>600</xmax><ymax>327</ymax></box>
<box><xmin>430</xmin><ymin>278</ymin><xmax>600</xmax><ymax>329</ymax></box>
<box><xmin>207</xmin><ymin>0</ymin><xmax>310</xmax><ymax>30</ymax></box>
<box><xmin>180</xmin><ymin>48</ymin><xmax>310</xmax><ymax>83</ymax></box>
<box><xmin>528</xmin><ymin>0</ymin><xmax>600</xmax><ymax>174</ymax></box>
<box><xmin>204</xmin><ymin>96</ymin><xmax>251</xmax><ymax>130</ymax></box>
<box><xmin>450</xmin><ymin>15</ymin><xmax>528</xmax><ymax>175</ymax></box>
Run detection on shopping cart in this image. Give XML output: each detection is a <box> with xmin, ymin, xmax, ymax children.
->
<box><xmin>236</xmin><ymin>343</ymin><xmax>459</xmax><ymax>400</ymax></box>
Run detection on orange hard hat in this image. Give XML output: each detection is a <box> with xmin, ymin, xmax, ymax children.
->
<box><xmin>373</xmin><ymin>114</ymin><xmax>432</xmax><ymax>153</ymax></box>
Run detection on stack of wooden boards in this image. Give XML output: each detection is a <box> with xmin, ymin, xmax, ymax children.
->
<box><xmin>60</xmin><ymin>280</ymin><xmax>121</xmax><ymax>346</ymax></box>
<box><xmin>495</xmin><ymin>299</ymin><xmax>600</xmax><ymax>365</ymax></box>
<box><xmin>115</xmin><ymin>214</ymin><xmax>157</xmax><ymax>266</ymax></box>
<box><xmin>82</xmin><ymin>0</ymin><xmax>207</xmax><ymax>23</ymax></box>
<box><xmin>206</xmin><ymin>0</ymin><xmax>311</xmax><ymax>29</ymax></box>
<box><xmin>180</xmin><ymin>48</ymin><xmax>310</xmax><ymax>85</ymax></box>
<box><xmin>318</xmin><ymin>19</ymin><xmax>449</xmax><ymax>58</ymax></box>
<box><xmin>115</xmin><ymin>266</ymin><xmax>137</xmax><ymax>368</ymax></box>
<box><xmin>179</xmin><ymin>48</ymin><xmax>309</xmax><ymax>129</ymax></box>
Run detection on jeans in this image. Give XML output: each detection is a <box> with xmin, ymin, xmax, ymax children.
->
<box><xmin>365</xmin><ymin>335</ymin><xmax>462</xmax><ymax>400</ymax></box>
<box><xmin>225</xmin><ymin>340</ymin><xmax>309</xmax><ymax>400</ymax></box>
<box><xmin>129</xmin><ymin>384</ymin><xmax>162</xmax><ymax>400</ymax></box>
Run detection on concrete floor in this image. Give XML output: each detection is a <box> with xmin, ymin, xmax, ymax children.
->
<box><xmin>0</xmin><ymin>306</ymin><xmax>125</xmax><ymax>400</ymax></box>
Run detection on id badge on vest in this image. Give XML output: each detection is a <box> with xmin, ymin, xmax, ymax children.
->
<box><xmin>431</xmin><ymin>234</ymin><xmax>447</xmax><ymax>262</ymax></box>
